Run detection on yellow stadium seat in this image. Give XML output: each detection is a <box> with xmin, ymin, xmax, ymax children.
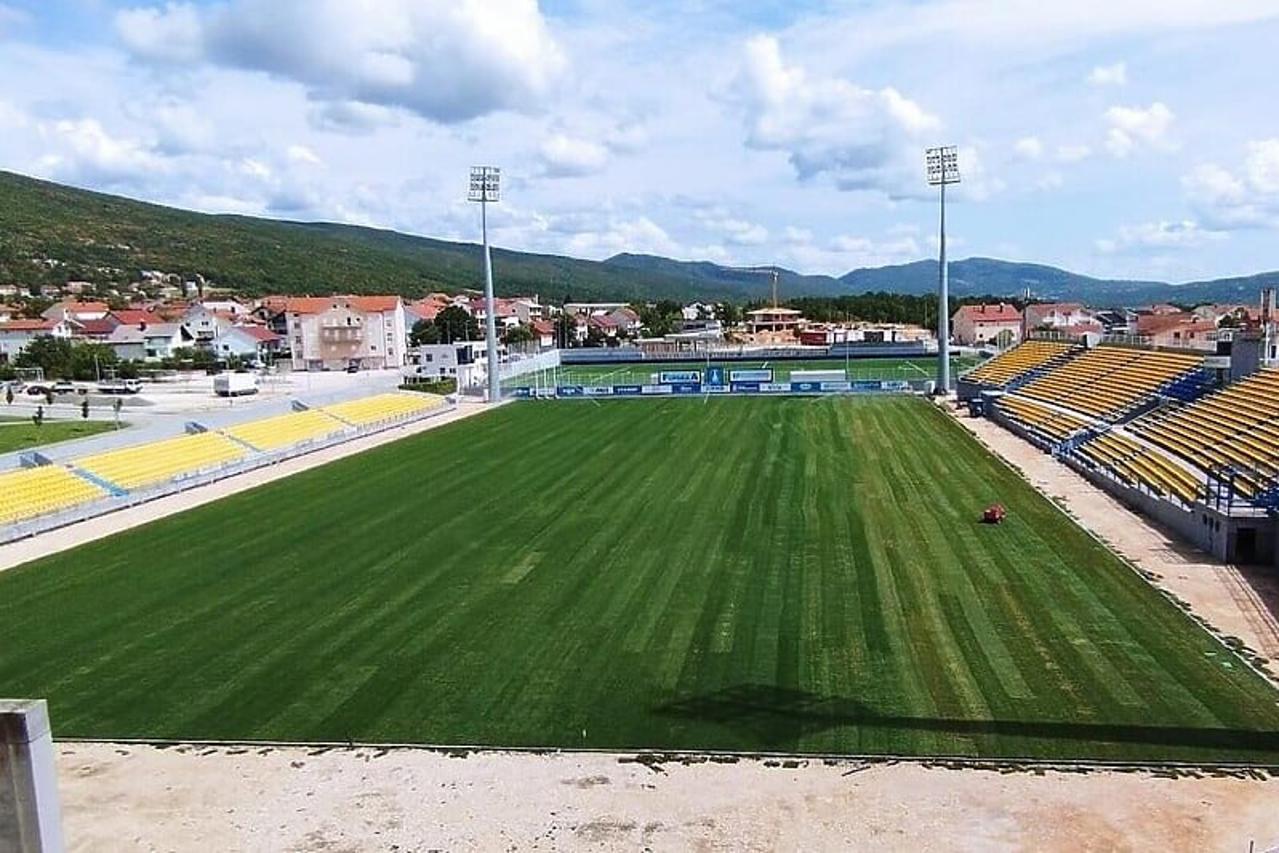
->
<box><xmin>225</xmin><ymin>409</ymin><xmax>347</xmax><ymax>452</ymax></box>
<box><xmin>77</xmin><ymin>432</ymin><xmax>248</xmax><ymax>490</ymax></box>
<box><xmin>0</xmin><ymin>466</ymin><xmax>107</xmax><ymax>525</ymax></box>
<box><xmin>319</xmin><ymin>393</ymin><xmax>443</xmax><ymax>427</ymax></box>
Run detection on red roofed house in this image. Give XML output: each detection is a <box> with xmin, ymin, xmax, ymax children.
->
<box><xmin>74</xmin><ymin>318</ymin><xmax>119</xmax><ymax>342</ymax></box>
<box><xmin>108</xmin><ymin>309</ymin><xmax>162</xmax><ymax>327</ymax></box>
<box><xmin>282</xmin><ymin>295</ymin><xmax>407</xmax><ymax>370</ymax></box>
<box><xmin>469</xmin><ymin>297</ymin><xmax>520</xmax><ymax>330</ymax></box>
<box><xmin>42</xmin><ymin>300</ymin><xmax>109</xmax><ymax>323</ymax></box>
<box><xmin>530</xmin><ymin>319</ymin><xmax>556</xmax><ymax>349</ymax></box>
<box><xmin>214</xmin><ymin>324</ymin><xmax>284</xmax><ymax>362</ymax></box>
<box><xmin>1137</xmin><ymin>313</ymin><xmax>1220</xmax><ymax>352</ymax></box>
<box><xmin>951</xmin><ymin>303</ymin><xmax>1023</xmax><ymax>346</ymax></box>
<box><xmin>0</xmin><ymin>318</ymin><xmax>75</xmax><ymax>363</ymax></box>
<box><xmin>1022</xmin><ymin>302</ymin><xmax>1095</xmax><ymax>336</ymax></box>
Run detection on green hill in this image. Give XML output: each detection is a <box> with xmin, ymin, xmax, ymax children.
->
<box><xmin>0</xmin><ymin>171</ymin><xmax>769</xmax><ymax>303</ymax></box>
<box><xmin>1</xmin><ymin>170</ymin><xmax>1276</xmax><ymax>307</ymax></box>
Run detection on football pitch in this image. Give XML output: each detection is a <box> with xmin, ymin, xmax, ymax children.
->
<box><xmin>505</xmin><ymin>355</ymin><xmax>981</xmax><ymax>388</ymax></box>
<box><xmin>1</xmin><ymin>396</ymin><xmax>1277</xmax><ymax>763</ymax></box>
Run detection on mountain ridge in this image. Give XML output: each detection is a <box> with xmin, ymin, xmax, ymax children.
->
<box><xmin>1</xmin><ymin>170</ymin><xmax>1276</xmax><ymax>307</ymax></box>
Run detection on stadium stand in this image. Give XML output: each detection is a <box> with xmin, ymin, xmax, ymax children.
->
<box><xmin>964</xmin><ymin>340</ymin><xmax>1075</xmax><ymax>388</ymax></box>
<box><xmin>224</xmin><ymin>409</ymin><xmax>347</xmax><ymax>452</ymax></box>
<box><xmin>77</xmin><ymin>432</ymin><xmax>247</xmax><ymax>490</ymax></box>
<box><xmin>996</xmin><ymin>395</ymin><xmax>1090</xmax><ymax>442</ymax></box>
<box><xmin>1075</xmin><ymin>430</ymin><xmax>1202</xmax><ymax>505</ymax></box>
<box><xmin>1129</xmin><ymin>368</ymin><xmax>1279</xmax><ymax>497</ymax></box>
<box><xmin>1017</xmin><ymin>345</ymin><xmax>1203</xmax><ymax>420</ymax></box>
<box><xmin>320</xmin><ymin>392</ymin><xmax>442</xmax><ymax>427</ymax></box>
<box><xmin>0</xmin><ymin>465</ymin><xmax>106</xmax><ymax>525</ymax></box>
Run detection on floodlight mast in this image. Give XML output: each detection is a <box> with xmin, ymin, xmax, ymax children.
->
<box><xmin>725</xmin><ymin>265</ymin><xmax>781</xmax><ymax>307</ymax></box>
<box><xmin>469</xmin><ymin>166</ymin><xmax>501</xmax><ymax>403</ymax></box>
<box><xmin>925</xmin><ymin>146</ymin><xmax>960</xmax><ymax>394</ymax></box>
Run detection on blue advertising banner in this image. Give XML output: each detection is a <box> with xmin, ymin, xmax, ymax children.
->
<box><xmin>510</xmin><ymin>387</ymin><xmax>532</xmax><ymax>397</ymax></box>
<box><xmin>658</xmin><ymin>370</ymin><xmax>701</xmax><ymax>384</ymax></box>
<box><xmin>705</xmin><ymin>366</ymin><xmax>726</xmax><ymax>386</ymax></box>
<box><xmin>730</xmin><ymin>382</ymin><xmax>761</xmax><ymax>393</ymax></box>
<box><xmin>583</xmin><ymin>386</ymin><xmax>613</xmax><ymax>396</ymax></box>
<box><xmin>790</xmin><ymin>381</ymin><xmax>821</xmax><ymax>393</ymax></box>
<box><xmin>640</xmin><ymin>384</ymin><xmax>673</xmax><ymax>395</ymax></box>
<box><xmin>613</xmin><ymin>384</ymin><xmax>643</xmax><ymax>396</ymax></box>
<box><xmin>821</xmin><ymin>381</ymin><xmax>852</xmax><ymax>392</ymax></box>
<box><xmin>730</xmin><ymin>369</ymin><xmax>773</xmax><ymax>382</ymax></box>
<box><xmin>670</xmin><ymin>383</ymin><xmax>702</xmax><ymax>395</ymax></box>
<box><xmin>760</xmin><ymin>382</ymin><xmax>790</xmax><ymax>393</ymax></box>
<box><xmin>852</xmin><ymin>380</ymin><xmax>882</xmax><ymax>392</ymax></box>
<box><xmin>556</xmin><ymin>385</ymin><xmax>585</xmax><ymax>397</ymax></box>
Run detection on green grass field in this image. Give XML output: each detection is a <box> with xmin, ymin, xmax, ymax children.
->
<box><xmin>1</xmin><ymin>396</ymin><xmax>1277</xmax><ymax>762</ymax></box>
<box><xmin>0</xmin><ymin>418</ymin><xmax>116</xmax><ymax>453</ymax></box>
<box><xmin>506</xmin><ymin>355</ymin><xmax>981</xmax><ymax>388</ymax></box>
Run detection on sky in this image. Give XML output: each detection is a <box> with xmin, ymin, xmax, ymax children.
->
<box><xmin>1</xmin><ymin>0</ymin><xmax>1277</xmax><ymax>283</ymax></box>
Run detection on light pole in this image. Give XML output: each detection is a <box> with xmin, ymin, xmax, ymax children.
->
<box><xmin>469</xmin><ymin>165</ymin><xmax>501</xmax><ymax>403</ymax></box>
<box><xmin>925</xmin><ymin>146</ymin><xmax>960</xmax><ymax>394</ymax></box>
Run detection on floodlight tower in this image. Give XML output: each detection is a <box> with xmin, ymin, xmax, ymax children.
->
<box><xmin>925</xmin><ymin>146</ymin><xmax>960</xmax><ymax>394</ymax></box>
<box><xmin>469</xmin><ymin>165</ymin><xmax>501</xmax><ymax>403</ymax></box>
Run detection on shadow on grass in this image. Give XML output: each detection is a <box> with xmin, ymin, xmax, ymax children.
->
<box><xmin>655</xmin><ymin>684</ymin><xmax>1279</xmax><ymax>758</ymax></box>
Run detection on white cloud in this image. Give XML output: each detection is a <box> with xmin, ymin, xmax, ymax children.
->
<box><xmin>780</xmin><ymin>231</ymin><xmax>922</xmax><ymax>274</ymax></box>
<box><xmin>1095</xmin><ymin>219</ymin><xmax>1225</xmax><ymax>253</ymax></box>
<box><xmin>116</xmin><ymin>0</ymin><xmax>566</xmax><ymax>123</ymax></box>
<box><xmin>1184</xmin><ymin>139</ymin><xmax>1279</xmax><ymax>229</ymax></box>
<box><xmin>537</xmin><ymin>133</ymin><xmax>610</xmax><ymax>177</ymax></box>
<box><xmin>309</xmin><ymin>100</ymin><xmax>400</xmax><ymax>135</ymax></box>
<box><xmin>1104</xmin><ymin>102</ymin><xmax>1175</xmax><ymax>157</ymax></box>
<box><xmin>1055</xmin><ymin>144</ymin><xmax>1092</xmax><ymax>163</ymax></box>
<box><xmin>723</xmin><ymin>35</ymin><xmax>939</xmax><ymax>199</ymax></box>
<box><xmin>33</xmin><ymin>118</ymin><xmax>166</xmax><ymax>186</ymax></box>
<box><xmin>1037</xmin><ymin>171</ymin><xmax>1064</xmax><ymax>191</ymax></box>
<box><xmin>704</xmin><ymin>216</ymin><xmax>769</xmax><ymax>246</ymax></box>
<box><xmin>1013</xmin><ymin>136</ymin><xmax>1043</xmax><ymax>160</ymax></box>
<box><xmin>561</xmin><ymin>215</ymin><xmax>681</xmax><ymax>258</ymax></box>
<box><xmin>1087</xmin><ymin>62</ymin><xmax>1128</xmax><ymax>86</ymax></box>
<box><xmin>286</xmin><ymin>144</ymin><xmax>322</xmax><ymax>166</ymax></box>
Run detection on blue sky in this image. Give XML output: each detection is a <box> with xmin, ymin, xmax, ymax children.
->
<box><xmin>1</xmin><ymin>0</ymin><xmax>1277</xmax><ymax>282</ymax></box>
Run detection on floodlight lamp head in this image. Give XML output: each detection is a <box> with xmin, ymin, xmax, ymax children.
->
<box><xmin>468</xmin><ymin>165</ymin><xmax>501</xmax><ymax>203</ymax></box>
<box><xmin>925</xmin><ymin>146</ymin><xmax>960</xmax><ymax>186</ymax></box>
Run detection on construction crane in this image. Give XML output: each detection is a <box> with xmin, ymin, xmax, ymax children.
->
<box><xmin>724</xmin><ymin>265</ymin><xmax>782</xmax><ymax>308</ymax></box>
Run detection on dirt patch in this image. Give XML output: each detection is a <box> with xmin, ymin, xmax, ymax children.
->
<box><xmin>55</xmin><ymin>743</ymin><xmax>1279</xmax><ymax>851</ymax></box>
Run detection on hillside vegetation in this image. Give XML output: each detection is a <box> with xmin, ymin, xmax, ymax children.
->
<box><xmin>1</xmin><ymin>170</ymin><xmax>1275</xmax><ymax>306</ymax></box>
<box><xmin>0</xmin><ymin>171</ymin><xmax>750</xmax><ymax>303</ymax></box>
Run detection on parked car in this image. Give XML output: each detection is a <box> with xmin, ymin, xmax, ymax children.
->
<box><xmin>97</xmin><ymin>378</ymin><xmax>143</xmax><ymax>395</ymax></box>
<box><xmin>50</xmin><ymin>380</ymin><xmax>75</xmax><ymax>394</ymax></box>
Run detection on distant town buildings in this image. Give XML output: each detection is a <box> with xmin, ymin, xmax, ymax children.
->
<box><xmin>951</xmin><ymin>303</ymin><xmax>1023</xmax><ymax>346</ymax></box>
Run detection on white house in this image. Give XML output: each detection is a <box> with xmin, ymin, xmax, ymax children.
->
<box><xmin>282</xmin><ymin>296</ymin><xmax>407</xmax><ymax>371</ymax></box>
<box><xmin>406</xmin><ymin>341</ymin><xmax>500</xmax><ymax>388</ymax></box>
<box><xmin>214</xmin><ymin>325</ymin><xmax>283</xmax><ymax>362</ymax></box>
<box><xmin>182</xmin><ymin>304</ymin><xmax>236</xmax><ymax>347</ymax></box>
<box><xmin>0</xmin><ymin>319</ymin><xmax>74</xmax><ymax>363</ymax></box>
<box><xmin>108</xmin><ymin>323</ymin><xmax>194</xmax><ymax>361</ymax></box>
